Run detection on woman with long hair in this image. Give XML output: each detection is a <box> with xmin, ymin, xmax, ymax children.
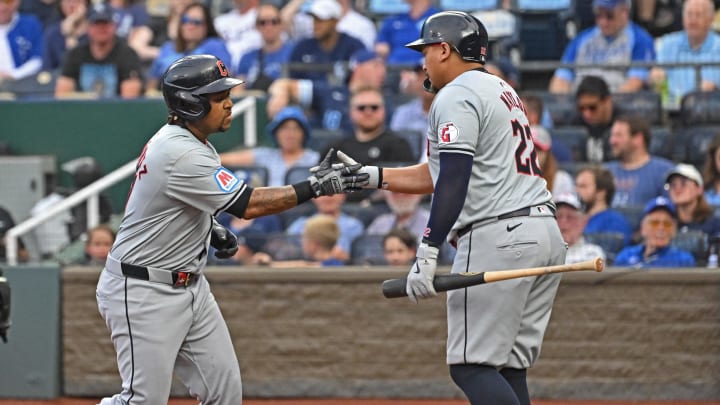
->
<box><xmin>702</xmin><ymin>133</ymin><xmax>720</xmax><ymax>206</ymax></box>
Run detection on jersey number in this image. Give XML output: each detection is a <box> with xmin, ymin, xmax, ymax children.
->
<box><xmin>512</xmin><ymin>120</ymin><xmax>542</xmax><ymax>177</ymax></box>
<box><xmin>125</xmin><ymin>143</ymin><xmax>149</xmax><ymax>208</ymax></box>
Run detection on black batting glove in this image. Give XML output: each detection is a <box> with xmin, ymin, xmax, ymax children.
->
<box><xmin>210</xmin><ymin>220</ymin><xmax>239</xmax><ymax>259</ymax></box>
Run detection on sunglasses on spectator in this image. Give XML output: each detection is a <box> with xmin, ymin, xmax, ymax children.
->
<box><xmin>664</xmin><ymin>177</ymin><xmax>694</xmax><ymax>190</ymax></box>
<box><xmin>354</xmin><ymin>104</ymin><xmax>382</xmax><ymax>112</ymax></box>
<box><xmin>257</xmin><ymin>18</ymin><xmax>281</xmax><ymax>26</ymax></box>
<box><xmin>594</xmin><ymin>9</ymin><xmax>615</xmax><ymax>20</ymax></box>
<box><xmin>181</xmin><ymin>15</ymin><xmax>204</xmax><ymax>26</ymax></box>
<box><xmin>577</xmin><ymin>103</ymin><xmax>599</xmax><ymax>112</ymax></box>
<box><xmin>646</xmin><ymin>219</ymin><xmax>674</xmax><ymax>230</ymax></box>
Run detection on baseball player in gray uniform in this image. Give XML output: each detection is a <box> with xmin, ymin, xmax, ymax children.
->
<box><xmin>96</xmin><ymin>55</ymin><xmax>357</xmax><ymax>405</ymax></box>
<box><xmin>339</xmin><ymin>11</ymin><xmax>566</xmax><ymax>405</ymax></box>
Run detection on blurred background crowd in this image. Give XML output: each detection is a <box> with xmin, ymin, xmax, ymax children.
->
<box><xmin>3</xmin><ymin>0</ymin><xmax>720</xmax><ymax>269</ymax></box>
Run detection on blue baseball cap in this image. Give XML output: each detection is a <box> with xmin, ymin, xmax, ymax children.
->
<box><xmin>266</xmin><ymin>106</ymin><xmax>311</xmax><ymax>146</ymax></box>
<box><xmin>87</xmin><ymin>3</ymin><xmax>115</xmax><ymax>23</ymax></box>
<box><xmin>592</xmin><ymin>0</ymin><xmax>630</xmax><ymax>9</ymax></box>
<box><xmin>643</xmin><ymin>196</ymin><xmax>677</xmax><ymax>218</ymax></box>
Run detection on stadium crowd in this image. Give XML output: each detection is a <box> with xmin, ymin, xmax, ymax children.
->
<box><xmin>4</xmin><ymin>0</ymin><xmax>720</xmax><ymax>268</ymax></box>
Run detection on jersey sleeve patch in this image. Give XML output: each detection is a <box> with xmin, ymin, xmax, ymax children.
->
<box><xmin>438</xmin><ymin>122</ymin><xmax>459</xmax><ymax>145</ymax></box>
<box><xmin>214</xmin><ymin>167</ymin><xmax>241</xmax><ymax>192</ymax></box>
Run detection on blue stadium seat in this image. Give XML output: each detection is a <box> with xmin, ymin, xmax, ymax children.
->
<box><xmin>675</xmin><ymin>125</ymin><xmax>720</xmax><ymax>167</ymax></box>
<box><xmin>672</xmin><ymin>230</ymin><xmax>708</xmax><ymax>265</ymax></box>
<box><xmin>613</xmin><ymin>91</ymin><xmax>664</xmax><ymax>126</ymax></box>
<box><xmin>367</xmin><ymin>0</ymin><xmax>408</xmax><ymax>17</ymax></box>
<box><xmin>278</xmin><ymin>203</ymin><xmax>316</xmax><ymax>230</ymax></box>
<box><xmin>679</xmin><ymin>90</ymin><xmax>720</xmax><ymax>127</ymax></box>
<box><xmin>342</xmin><ymin>202</ymin><xmax>391</xmax><ymax>227</ymax></box>
<box><xmin>584</xmin><ymin>232</ymin><xmax>625</xmax><ymax>265</ymax></box>
<box><xmin>550</xmin><ymin>126</ymin><xmax>589</xmax><ymax>162</ymax></box>
<box><xmin>510</xmin><ymin>0</ymin><xmax>577</xmax><ymax>61</ymax></box>
<box><xmin>307</xmin><ymin>128</ymin><xmax>344</xmax><ymax>154</ymax></box>
<box><xmin>284</xmin><ymin>165</ymin><xmax>314</xmax><ymax>186</ymax></box>
<box><xmin>350</xmin><ymin>234</ymin><xmax>387</xmax><ymax>265</ymax></box>
<box><xmin>226</xmin><ymin>165</ymin><xmax>270</xmax><ymax>187</ymax></box>
<box><xmin>648</xmin><ymin>126</ymin><xmax>676</xmax><ymax>161</ymax></box>
<box><xmin>440</xmin><ymin>0</ymin><xmax>500</xmax><ymax>11</ymax></box>
<box><xmin>614</xmin><ymin>205</ymin><xmax>645</xmax><ymax>232</ymax></box>
<box><xmin>394</xmin><ymin>129</ymin><xmax>424</xmax><ymax>162</ymax></box>
<box><xmin>532</xmin><ymin>91</ymin><xmax>578</xmax><ymax>126</ymax></box>
<box><xmin>261</xmin><ymin>233</ymin><xmax>304</xmax><ymax>261</ymax></box>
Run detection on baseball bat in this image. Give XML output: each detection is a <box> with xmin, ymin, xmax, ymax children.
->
<box><xmin>382</xmin><ymin>257</ymin><xmax>604</xmax><ymax>299</ymax></box>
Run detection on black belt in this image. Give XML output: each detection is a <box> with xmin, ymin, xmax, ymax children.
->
<box><xmin>456</xmin><ymin>205</ymin><xmax>556</xmax><ymax>239</ymax></box>
<box><xmin>118</xmin><ymin>262</ymin><xmax>198</xmax><ymax>288</ymax></box>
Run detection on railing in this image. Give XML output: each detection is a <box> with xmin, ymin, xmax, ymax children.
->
<box><xmin>4</xmin><ymin>96</ymin><xmax>257</xmax><ymax>266</ymax></box>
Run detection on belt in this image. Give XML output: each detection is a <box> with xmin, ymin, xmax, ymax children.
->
<box><xmin>456</xmin><ymin>204</ymin><xmax>556</xmax><ymax>239</ymax></box>
<box><xmin>105</xmin><ymin>256</ymin><xmax>198</xmax><ymax>288</ymax></box>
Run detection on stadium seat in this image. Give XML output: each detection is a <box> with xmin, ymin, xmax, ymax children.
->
<box><xmin>648</xmin><ymin>126</ymin><xmax>676</xmax><ymax>161</ymax></box>
<box><xmin>394</xmin><ymin>129</ymin><xmax>425</xmax><ymax>162</ymax></box>
<box><xmin>532</xmin><ymin>91</ymin><xmax>578</xmax><ymax>126</ymax></box>
<box><xmin>679</xmin><ymin>90</ymin><xmax>720</xmax><ymax>127</ymax></box>
<box><xmin>614</xmin><ymin>205</ymin><xmax>645</xmax><ymax>232</ymax></box>
<box><xmin>672</xmin><ymin>230</ymin><xmax>708</xmax><ymax>265</ymax></box>
<box><xmin>0</xmin><ymin>70</ymin><xmax>57</xmax><ymax>100</ymax></box>
<box><xmin>307</xmin><ymin>128</ymin><xmax>344</xmax><ymax>153</ymax></box>
<box><xmin>342</xmin><ymin>202</ymin><xmax>391</xmax><ymax>227</ymax></box>
<box><xmin>278</xmin><ymin>203</ymin><xmax>316</xmax><ymax>230</ymax></box>
<box><xmin>226</xmin><ymin>165</ymin><xmax>269</xmax><ymax>187</ymax></box>
<box><xmin>367</xmin><ymin>0</ymin><xmax>408</xmax><ymax>17</ymax></box>
<box><xmin>350</xmin><ymin>234</ymin><xmax>387</xmax><ymax>265</ymax></box>
<box><xmin>440</xmin><ymin>0</ymin><xmax>501</xmax><ymax>11</ymax></box>
<box><xmin>284</xmin><ymin>165</ymin><xmax>315</xmax><ymax>186</ymax></box>
<box><xmin>675</xmin><ymin>125</ymin><xmax>720</xmax><ymax>167</ymax></box>
<box><xmin>261</xmin><ymin>233</ymin><xmax>304</xmax><ymax>261</ymax></box>
<box><xmin>550</xmin><ymin>126</ymin><xmax>589</xmax><ymax>162</ymax></box>
<box><xmin>510</xmin><ymin>0</ymin><xmax>577</xmax><ymax>62</ymax></box>
<box><xmin>472</xmin><ymin>8</ymin><xmax>520</xmax><ymax>62</ymax></box>
<box><xmin>613</xmin><ymin>91</ymin><xmax>664</xmax><ymax>126</ymax></box>
<box><xmin>584</xmin><ymin>232</ymin><xmax>625</xmax><ymax>264</ymax></box>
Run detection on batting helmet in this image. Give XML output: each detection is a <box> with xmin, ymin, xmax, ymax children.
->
<box><xmin>405</xmin><ymin>11</ymin><xmax>488</xmax><ymax>64</ymax></box>
<box><xmin>162</xmin><ymin>55</ymin><xmax>243</xmax><ymax>121</ymax></box>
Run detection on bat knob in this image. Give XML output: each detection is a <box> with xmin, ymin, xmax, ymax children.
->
<box><xmin>594</xmin><ymin>257</ymin><xmax>604</xmax><ymax>272</ymax></box>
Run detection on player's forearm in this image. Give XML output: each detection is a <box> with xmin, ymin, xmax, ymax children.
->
<box><xmin>244</xmin><ymin>185</ymin><xmax>302</xmax><ymax>218</ymax></box>
<box><xmin>381</xmin><ymin>163</ymin><xmax>434</xmax><ymax>194</ymax></box>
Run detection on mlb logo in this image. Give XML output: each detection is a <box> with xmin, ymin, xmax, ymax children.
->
<box><xmin>214</xmin><ymin>167</ymin><xmax>239</xmax><ymax>192</ymax></box>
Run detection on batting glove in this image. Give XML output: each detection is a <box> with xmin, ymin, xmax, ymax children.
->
<box><xmin>406</xmin><ymin>242</ymin><xmax>439</xmax><ymax>303</ymax></box>
<box><xmin>335</xmin><ymin>150</ymin><xmax>381</xmax><ymax>190</ymax></box>
<box><xmin>210</xmin><ymin>220</ymin><xmax>239</xmax><ymax>259</ymax></box>
<box><xmin>308</xmin><ymin>149</ymin><xmax>365</xmax><ymax>196</ymax></box>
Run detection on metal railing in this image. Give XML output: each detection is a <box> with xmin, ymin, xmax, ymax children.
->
<box><xmin>4</xmin><ymin>96</ymin><xmax>258</xmax><ymax>266</ymax></box>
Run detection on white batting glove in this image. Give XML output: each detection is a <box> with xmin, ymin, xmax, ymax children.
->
<box><xmin>406</xmin><ymin>242</ymin><xmax>439</xmax><ymax>303</ymax></box>
<box><xmin>336</xmin><ymin>150</ymin><xmax>382</xmax><ymax>190</ymax></box>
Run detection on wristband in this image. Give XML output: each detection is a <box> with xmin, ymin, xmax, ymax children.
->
<box><xmin>292</xmin><ymin>180</ymin><xmax>315</xmax><ymax>204</ymax></box>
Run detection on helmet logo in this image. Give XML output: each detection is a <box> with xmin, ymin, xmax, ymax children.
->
<box><xmin>216</xmin><ymin>60</ymin><xmax>229</xmax><ymax>77</ymax></box>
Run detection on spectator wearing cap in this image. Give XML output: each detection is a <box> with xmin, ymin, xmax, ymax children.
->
<box><xmin>213</xmin><ymin>0</ymin><xmax>261</xmax><ymax>71</ymax></box>
<box><xmin>614</xmin><ymin>196</ymin><xmax>696</xmax><ymax>267</ymax></box>
<box><xmin>374</xmin><ymin>0</ymin><xmax>440</xmax><ymax>66</ymax></box>
<box><xmin>555</xmin><ymin>193</ymin><xmax>606</xmax><ymax>264</ymax></box>
<box><xmin>220</xmin><ymin>106</ymin><xmax>319</xmax><ymax>187</ymax></box>
<box><xmin>533</xmin><ymin>125</ymin><xmax>574</xmax><ymax>197</ymax></box>
<box><xmin>0</xmin><ymin>0</ymin><xmax>43</xmax><ymax>81</ymax></box>
<box><xmin>146</xmin><ymin>2</ymin><xmax>232</xmax><ymax>92</ymax></box>
<box><xmin>604</xmin><ymin>115</ymin><xmax>673</xmax><ymax>208</ymax></box>
<box><xmin>280</xmin><ymin>0</ymin><xmax>376</xmax><ymax>50</ymax></box>
<box><xmin>233</xmin><ymin>3</ymin><xmax>294</xmax><ymax>92</ymax></box>
<box><xmin>267</xmin><ymin>48</ymin><xmax>388</xmax><ymax>132</ymax></box>
<box><xmin>575</xmin><ymin>165</ymin><xmax>633</xmax><ymax>245</ymax></box>
<box><xmin>665</xmin><ymin>163</ymin><xmax>720</xmax><ymax>236</ymax></box>
<box><xmin>55</xmin><ymin>2</ymin><xmax>144</xmax><ymax>98</ymax></box>
<box><xmin>286</xmin><ymin>0</ymin><xmax>365</xmax><ymax>83</ymax></box>
<box><xmin>548</xmin><ymin>0</ymin><xmax>655</xmax><ymax>95</ymax></box>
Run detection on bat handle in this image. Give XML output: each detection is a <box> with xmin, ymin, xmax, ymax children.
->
<box><xmin>381</xmin><ymin>278</ymin><xmax>408</xmax><ymax>298</ymax></box>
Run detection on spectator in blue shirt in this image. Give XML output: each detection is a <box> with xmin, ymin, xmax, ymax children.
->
<box><xmin>549</xmin><ymin>0</ymin><xmax>655</xmax><ymax>94</ymax></box>
<box><xmin>575</xmin><ymin>165</ymin><xmax>634</xmax><ymax>245</ymax></box>
<box><xmin>286</xmin><ymin>0</ymin><xmax>365</xmax><ymax>83</ymax></box>
<box><xmin>614</xmin><ymin>196</ymin><xmax>696</xmax><ymax>267</ymax></box>
<box><xmin>649</xmin><ymin>0</ymin><xmax>720</xmax><ymax>109</ymax></box>
<box><xmin>146</xmin><ymin>2</ymin><xmax>231</xmax><ymax>91</ymax></box>
<box><xmin>374</xmin><ymin>0</ymin><xmax>440</xmax><ymax>67</ymax></box>
<box><xmin>665</xmin><ymin>163</ymin><xmax>720</xmax><ymax>236</ymax></box>
<box><xmin>604</xmin><ymin>115</ymin><xmax>674</xmax><ymax>208</ymax></box>
<box><xmin>0</xmin><ymin>0</ymin><xmax>44</xmax><ymax>80</ymax></box>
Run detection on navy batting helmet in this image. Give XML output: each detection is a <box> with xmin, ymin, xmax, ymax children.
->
<box><xmin>405</xmin><ymin>11</ymin><xmax>488</xmax><ymax>64</ymax></box>
<box><xmin>162</xmin><ymin>55</ymin><xmax>243</xmax><ymax>121</ymax></box>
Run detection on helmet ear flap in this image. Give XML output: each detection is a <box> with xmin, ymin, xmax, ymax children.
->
<box><xmin>169</xmin><ymin>89</ymin><xmax>210</xmax><ymax>121</ymax></box>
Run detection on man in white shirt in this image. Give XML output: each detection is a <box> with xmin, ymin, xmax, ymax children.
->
<box><xmin>556</xmin><ymin>192</ymin><xmax>607</xmax><ymax>264</ymax></box>
<box><xmin>214</xmin><ymin>0</ymin><xmax>262</xmax><ymax>70</ymax></box>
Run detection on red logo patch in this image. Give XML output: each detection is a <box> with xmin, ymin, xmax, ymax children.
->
<box><xmin>216</xmin><ymin>60</ymin><xmax>229</xmax><ymax>77</ymax></box>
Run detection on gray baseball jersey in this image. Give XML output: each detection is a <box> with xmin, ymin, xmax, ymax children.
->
<box><xmin>426</xmin><ymin>69</ymin><xmax>552</xmax><ymax>241</ymax></box>
<box><xmin>97</xmin><ymin>124</ymin><xmax>247</xmax><ymax>405</ymax></box>
<box><xmin>111</xmin><ymin>124</ymin><xmax>249</xmax><ymax>271</ymax></box>
<box><xmin>425</xmin><ymin>70</ymin><xmax>566</xmax><ymax>369</ymax></box>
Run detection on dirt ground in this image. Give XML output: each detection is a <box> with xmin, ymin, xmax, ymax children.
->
<box><xmin>1</xmin><ymin>399</ymin><xmax>719</xmax><ymax>405</ymax></box>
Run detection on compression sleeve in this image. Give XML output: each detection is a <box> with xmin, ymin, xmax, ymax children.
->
<box><xmin>422</xmin><ymin>152</ymin><xmax>473</xmax><ymax>247</ymax></box>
